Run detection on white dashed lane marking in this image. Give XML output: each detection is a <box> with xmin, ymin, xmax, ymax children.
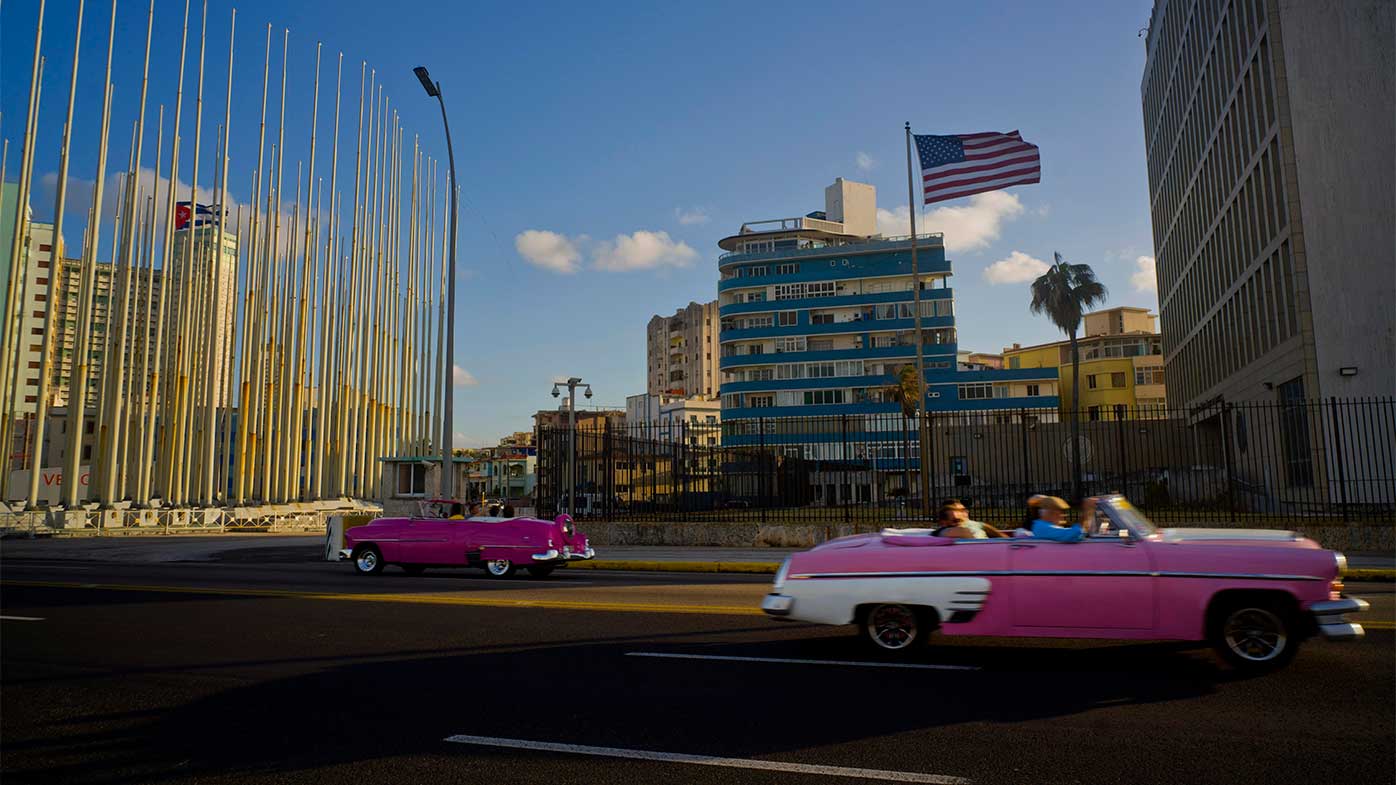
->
<box><xmin>625</xmin><ymin>651</ymin><xmax>980</xmax><ymax>671</ymax></box>
<box><xmin>443</xmin><ymin>734</ymin><xmax>972</xmax><ymax>783</ymax></box>
<box><xmin>0</xmin><ymin>615</ymin><xmax>45</xmax><ymax>621</ymax></box>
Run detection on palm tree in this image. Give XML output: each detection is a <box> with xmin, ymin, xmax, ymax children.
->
<box><xmin>1030</xmin><ymin>252</ymin><xmax>1108</xmax><ymax>502</ymax></box>
<box><xmin>885</xmin><ymin>364</ymin><xmax>921</xmax><ymax>503</ymax></box>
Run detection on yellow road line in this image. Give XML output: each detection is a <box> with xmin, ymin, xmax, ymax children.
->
<box><xmin>1362</xmin><ymin>621</ymin><xmax>1395</xmax><ymax>630</ymax></box>
<box><xmin>0</xmin><ymin>579</ymin><xmax>764</xmax><ymax>617</ymax></box>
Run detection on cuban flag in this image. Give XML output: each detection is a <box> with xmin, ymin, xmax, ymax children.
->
<box><xmin>174</xmin><ymin>201</ymin><xmax>223</xmax><ymax>230</ymax></box>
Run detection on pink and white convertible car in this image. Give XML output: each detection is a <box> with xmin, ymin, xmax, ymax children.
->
<box><xmin>762</xmin><ymin>496</ymin><xmax>1367</xmax><ymax>671</ymax></box>
<box><xmin>340</xmin><ymin>502</ymin><xmax>594</xmax><ymax>578</ymax></box>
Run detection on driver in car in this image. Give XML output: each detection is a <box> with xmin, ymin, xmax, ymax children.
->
<box><xmin>935</xmin><ymin>499</ymin><xmax>1009</xmax><ymax>539</ymax></box>
<box><xmin>1026</xmin><ymin>495</ymin><xmax>1085</xmax><ymax>542</ymax></box>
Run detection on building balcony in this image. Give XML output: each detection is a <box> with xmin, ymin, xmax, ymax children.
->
<box><xmin>720</xmin><ymin>343</ymin><xmax>959</xmax><ymax>368</ymax></box>
<box><xmin>719</xmin><ymin>288</ymin><xmax>953</xmax><ymax>316</ymax></box>
<box><xmin>718</xmin><ymin>233</ymin><xmax>945</xmax><ymax>266</ymax></box>
<box><xmin>719</xmin><ymin>316</ymin><xmax>953</xmax><ymax>343</ymax></box>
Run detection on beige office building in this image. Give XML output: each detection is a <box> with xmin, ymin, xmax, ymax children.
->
<box><xmin>646</xmin><ymin>300</ymin><xmax>720</xmax><ymax>400</ymax></box>
<box><xmin>1141</xmin><ymin>0</ymin><xmax>1394</xmax><ymax>408</ymax></box>
<box><xmin>164</xmin><ymin>225</ymin><xmax>239</xmax><ymax>407</ymax></box>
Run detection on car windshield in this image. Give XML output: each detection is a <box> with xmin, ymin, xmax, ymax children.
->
<box><xmin>1108</xmin><ymin>498</ymin><xmax>1158</xmax><ymax>538</ymax></box>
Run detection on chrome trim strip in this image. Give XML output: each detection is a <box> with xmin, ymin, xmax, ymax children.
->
<box><xmin>1309</xmin><ymin>598</ymin><xmax>1370</xmax><ymax>616</ymax></box>
<box><xmin>1315</xmin><ymin>622</ymin><xmax>1364</xmax><ymax>641</ymax></box>
<box><xmin>790</xmin><ymin>570</ymin><xmax>1324</xmax><ymax>581</ymax></box>
<box><xmin>532</xmin><ymin>549</ymin><xmax>561</xmax><ymax>562</ymax></box>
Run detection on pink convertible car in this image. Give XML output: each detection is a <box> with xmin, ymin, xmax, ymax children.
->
<box><xmin>340</xmin><ymin>501</ymin><xmax>595</xmax><ymax>578</ymax></box>
<box><xmin>762</xmin><ymin>495</ymin><xmax>1367</xmax><ymax>671</ymax></box>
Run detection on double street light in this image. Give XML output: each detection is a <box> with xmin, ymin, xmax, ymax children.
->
<box><xmin>551</xmin><ymin>377</ymin><xmax>591</xmax><ymax>518</ymax></box>
<box><xmin>414</xmin><ymin>65</ymin><xmax>459</xmax><ymax>500</ymax></box>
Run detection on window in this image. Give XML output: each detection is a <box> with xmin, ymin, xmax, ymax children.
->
<box><xmin>396</xmin><ymin>463</ymin><xmax>426</xmax><ymax>497</ymax></box>
<box><xmin>807</xmin><ymin>281</ymin><xmax>836</xmax><ymax>298</ymax></box>
<box><xmin>1027</xmin><ymin>383</ymin><xmax>1040</xmax><ymax>396</ymax></box>
<box><xmin>774</xmin><ymin>284</ymin><xmax>804</xmax><ymax>301</ymax></box>
<box><xmin>1111</xmin><ymin>372</ymin><xmax>1127</xmax><ymax>388</ymax></box>
<box><xmin>747</xmin><ymin>344</ymin><xmax>764</xmax><ymax>355</ymax></box>
<box><xmin>876</xmin><ymin>304</ymin><xmax>897</xmax><ymax>320</ymax></box>
<box><xmin>1134</xmin><ymin>367</ymin><xmax>1164</xmax><ymax>385</ymax></box>
<box><xmin>1278</xmin><ymin>377</ymin><xmax>1313</xmax><ymax>487</ymax></box>
<box><xmin>808</xmin><ymin>339</ymin><xmax>833</xmax><ymax>351</ymax></box>
<box><xmin>993</xmin><ymin>385</ymin><xmax>1009</xmax><ymax>398</ymax></box>
<box><xmin>811</xmin><ymin>312</ymin><xmax>834</xmax><ymax>325</ymax></box>
<box><xmin>1088</xmin><ymin>406</ymin><xmax>1101</xmax><ymax>421</ymax></box>
<box><xmin>748</xmin><ymin>395</ymin><xmax>774</xmax><ymax>408</ymax></box>
<box><xmin>745</xmin><ymin>265</ymin><xmax>768</xmax><ymax>277</ymax></box>
<box><xmin>958</xmin><ymin>383</ymin><xmax>992</xmax><ymax>400</ymax></box>
<box><xmin>778</xmin><ymin>337</ymin><xmax>806</xmax><ymax>353</ymax></box>
<box><xmin>803</xmin><ymin>389</ymin><xmax>845</xmax><ymax>405</ymax></box>
<box><xmin>871</xmin><ymin>334</ymin><xmax>896</xmax><ymax>348</ymax></box>
<box><xmin>1087</xmin><ymin>374</ymin><xmax>1098</xmax><ymax>389</ymax></box>
<box><xmin>807</xmin><ymin>362</ymin><xmax>835</xmax><ymax>378</ymax></box>
<box><xmin>834</xmin><ymin>360</ymin><xmax>862</xmax><ymax>377</ymax></box>
<box><xmin>778</xmin><ymin>311</ymin><xmax>797</xmax><ymax>326</ymax></box>
<box><xmin>776</xmin><ymin>363</ymin><xmax>805</xmax><ymax>380</ymax></box>
<box><xmin>776</xmin><ymin>263</ymin><xmax>799</xmax><ymax>275</ymax></box>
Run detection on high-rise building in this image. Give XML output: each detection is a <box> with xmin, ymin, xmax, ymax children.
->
<box><xmin>646</xmin><ymin>301</ymin><xmax>720</xmax><ymax>400</ymax></box>
<box><xmin>165</xmin><ymin>224</ymin><xmax>239</xmax><ymax>407</ymax></box>
<box><xmin>1142</xmin><ymin>0</ymin><xmax>1394</xmax><ymax>408</ymax></box>
<box><xmin>716</xmin><ymin>178</ymin><xmax>1059</xmax><ymax>460</ymax></box>
<box><xmin>9</xmin><ymin>221</ymin><xmax>58</xmax><ymax>415</ymax></box>
<box><xmin>1001</xmin><ymin>306</ymin><xmax>1168</xmax><ymax>418</ymax></box>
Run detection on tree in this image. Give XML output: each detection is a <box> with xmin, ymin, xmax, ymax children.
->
<box><xmin>885</xmin><ymin>364</ymin><xmax>922</xmax><ymax>504</ymax></box>
<box><xmin>1029</xmin><ymin>252</ymin><xmax>1108</xmax><ymax>502</ymax></box>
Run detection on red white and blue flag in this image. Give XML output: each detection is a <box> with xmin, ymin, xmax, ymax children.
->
<box><xmin>913</xmin><ymin>131</ymin><xmax>1040</xmax><ymax>204</ymax></box>
<box><xmin>174</xmin><ymin>201</ymin><xmax>222</xmax><ymax>230</ymax></box>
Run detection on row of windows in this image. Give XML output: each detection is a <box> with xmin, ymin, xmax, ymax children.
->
<box><xmin>1135</xmin><ymin>367</ymin><xmax>1165</xmax><ymax>386</ymax></box>
<box><xmin>1162</xmin><ymin>136</ymin><xmax>1287</xmax><ymax>349</ymax></box>
<box><xmin>959</xmin><ymin>382</ymin><xmax>1043</xmax><ymax>400</ymax></box>
<box><xmin>722</xmin><ymin>301</ymin><xmax>952</xmax><ymax>332</ymax></box>
<box><xmin>1169</xmin><ymin>240</ymin><xmax>1298</xmax><ymax>405</ymax></box>
<box><xmin>726</xmin><ymin>382</ymin><xmax>1043</xmax><ymax>409</ymax></box>
<box><xmin>721</xmin><ymin>328</ymin><xmax>958</xmax><ymax>357</ymax></box>
<box><xmin>1086</xmin><ymin>373</ymin><xmax>1128</xmax><ymax>390</ymax></box>
<box><xmin>773</xmin><ymin>281</ymin><xmax>836</xmax><ymax>301</ymax></box>
<box><xmin>724</xmin><ymin>358</ymin><xmax>955</xmax><ymax>384</ymax></box>
<box><xmin>1156</xmin><ymin>40</ymin><xmax>1280</xmax><ymax>299</ymax></box>
<box><xmin>731</xmin><ymin>262</ymin><xmax>801</xmax><ymax>278</ymax></box>
<box><xmin>722</xmin><ymin>409</ymin><xmax>1064</xmax><ymax>437</ymax></box>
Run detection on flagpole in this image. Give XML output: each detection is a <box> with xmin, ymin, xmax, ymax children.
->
<box><xmin>904</xmin><ymin>122</ymin><xmax>931</xmax><ymax>520</ymax></box>
<box><xmin>313</xmin><ymin>52</ymin><xmax>343</xmax><ymax>499</ymax></box>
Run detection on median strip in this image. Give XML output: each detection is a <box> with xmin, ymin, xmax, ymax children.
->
<box><xmin>0</xmin><ymin>579</ymin><xmax>763</xmax><ymax>617</ymax></box>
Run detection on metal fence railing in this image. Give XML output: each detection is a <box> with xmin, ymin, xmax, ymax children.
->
<box><xmin>535</xmin><ymin>398</ymin><xmax>1396</xmax><ymax>528</ymax></box>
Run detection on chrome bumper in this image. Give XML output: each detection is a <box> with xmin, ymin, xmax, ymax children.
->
<box><xmin>337</xmin><ymin>548</ymin><xmax>352</xmax><ymax>561</ymax></box>
<box><xmin>762</xmin><ymin>593</ymin><xmax>794</xmax><ymax>617</ymax></box>
<box><xmin>1310</xmin><ymin>597</ymin><xmax>1369</xmax><ymax>640</ymax></box>
<box><xmin>532</xmin><ymin>547</ymin><xmax>596</xmax><ymax>562</ymax></box>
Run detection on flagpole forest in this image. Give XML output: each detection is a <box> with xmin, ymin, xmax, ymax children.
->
<box><xmin>0</xmin><ymin>1</ymin><xmax>456</xmax><ymax>512</ymax></box>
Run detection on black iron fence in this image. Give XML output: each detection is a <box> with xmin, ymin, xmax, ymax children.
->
<box><xmin>535</xmin><ymin>398</ymin><xmax>1396</xmax><ymax>528</ymax></box>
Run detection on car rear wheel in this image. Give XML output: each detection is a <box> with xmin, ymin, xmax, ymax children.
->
<box><xmin>527</xmin><ymin>564</ymin><xmax>556</xmax><ymax>578</ymax></box>
<box><xmin>860</xmin><ymin>603</ymin><xmax>931</xmax><ymax>654</ymax></box>
<box><xmin>353</xmin><ymin>546</ymin><xmax>384</xmax><ymax>575</ymax></box>
<box><xmin>1211</xmin><ymin>600</ymin><xmax>1299</xmax><ymax>672</ymax></box>
<box><xmin>484</xmin><ymin>559</ymin><xmax>516</xmax><ymax>578</ymax></box>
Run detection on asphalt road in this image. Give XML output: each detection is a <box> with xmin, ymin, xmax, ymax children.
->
<box><xmin>2</xmin><ymin>554</ymin><xmax>1393</xmax><ymax>785</ymax></box>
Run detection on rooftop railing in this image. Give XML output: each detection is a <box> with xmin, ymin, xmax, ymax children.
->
<box><xmin>719</xmin><ymin>233</ymin><xmax>945</xmax><ymax>264</ymax></box>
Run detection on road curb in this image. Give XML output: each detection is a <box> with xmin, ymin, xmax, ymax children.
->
<box><xmin>1347</xmin><ymin>569</ymin><xmax>1396</xmax><ymax>582</ymax></box>
<box><xmin>568</xmin><ymin>560</ymin><xmax>780</xmax><ymax>574</ymax></box>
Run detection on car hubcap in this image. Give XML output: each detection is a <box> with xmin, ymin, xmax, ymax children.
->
<box><xmin>868</xmin><ymin>604</ymin><xmax>917</xmax><ymax>650</ymax></box>
<box><xmin>487</xmin><ymin>560</ymin><xmax>510</xmax><ymax>576</ymax></box>
<box><xmin>1224</xmin><ymin>608</ymin><xmax>1286</xmax><ymax>662</ymax></box>
<box><xmin>357</xmin><ymin>552</ymin><xmax>377</xmax><ymax>572</ymax></box>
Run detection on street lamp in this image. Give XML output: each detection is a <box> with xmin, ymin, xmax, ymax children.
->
<box><xmin>414</xmin><ymin>65</ymin><xmax>459</xmax><ymax>500</ymax></box>
<box><xmin>551</xmin><ymin>377</ymin><xmax>591</xmax><ymax>518</ymax></box>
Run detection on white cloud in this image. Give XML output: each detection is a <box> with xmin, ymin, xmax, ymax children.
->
<box><xmin>983</xmin><ymin>250</ymin><xmax>1050</xmax><ymax>285</ymax></box>
<box><xmin>855</xmin><ymin>151</ymin><xmax>876</xmax><ymax>172</ymax></box>
<box><xmin>453</xmin><ymin>365</ymin><xmax>478</xmax><ymax>387</ymax></box>
<box><xmin>1131</xmin><ymin>255</ymin><xmax>1158</xmax><ymax>293</ymax></box>
<box><xmin>592</xmin><ymin>230</ymin><xmax>697</xmax><ymax>272</ymax></box>
<box><xmin>514</xmin><ymin>229</ymin><xmax>581</xmax><ymax>274</ymax></box>
<box><xmin>674</xmin><ymin>207</ymin><xmax>709</xmax><ymax>225</ymax></box>
<box><xmin>875</xmin><ymin>191</ymin><xmax>1024</xmax><ymax>253</ymax></box>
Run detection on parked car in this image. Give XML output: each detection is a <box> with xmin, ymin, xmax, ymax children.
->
<box><xmin>340</xmin><ymin>503</ymin><xmax>594</xmax><ymax>578</ymax></box>
<box><xmin>761</xmin><ymin>495</ymin><xmax>1367</xmax><ymax>671</ymax></box>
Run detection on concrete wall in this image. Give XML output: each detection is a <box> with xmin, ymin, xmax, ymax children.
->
<box><xmin>1278</xmin><ymin>0</ymin><xmax>1396</xmax><ymax>401</ymax></box>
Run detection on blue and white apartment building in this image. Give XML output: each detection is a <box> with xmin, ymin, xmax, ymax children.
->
<box><xmin>717</xmin><ymin>178</ymin><xmax>1059</xmax><ymax>500</ymax></box>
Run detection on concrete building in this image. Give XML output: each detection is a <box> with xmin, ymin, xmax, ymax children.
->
<box><xmin>624</xmin><ymin>392</ymin><xmax>721</xmax><ymax>446</ymax></box>
<box><xmin>716</xmin><ymin>178</ymin><xmax>1060</xmax><ymax>475</ymax></box>
<box><xmin>1002</xmin><ymin>306</ymin><xmax>1167</xmax><ymax>419</ymax></box>
<box><xmin>49</xmin><ymin>257</ymin><xmax>166</xmax><ymax>410</ymax></box>
<box><xmin>6</xmin><ymin>220</ymin><xmax>57</xmax><ymax>414</ymax></box>
<box><xmin>165</xmin><ymin>224</ymin><xmax>239</xmax><ymax>407</ymax></box>
<box><xmin>1142</xmin><ymin>0</ymin><xmax>1394</xmax><ymax>408</ymax></box>
<box><xmin>646</xmin><ymin>300</ymin><xmax>720</xmax><ymax>400</ymax></box>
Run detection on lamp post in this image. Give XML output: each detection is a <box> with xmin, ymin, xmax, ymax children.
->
<box><xmin>413</xmin><ymin>65</ymin><xmax>458</xmax><ymax>500</ymax></box>
<box><xmin>551</xmin><ymin>377</ymin><xmax>591</xmax><ymax>518</ymax></box>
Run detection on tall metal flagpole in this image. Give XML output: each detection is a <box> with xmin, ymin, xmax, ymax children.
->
<box><xmin>904</xmin><ymin>122</ymin><xmax>931</xmax><ymax>519</ymax></box>
<box><xmin>234</xmin><ymin>24</ymin><xmax>272</xmax><ymax>505</ymax></box>
<box><xmin>261</xmin><ymin>28</ymin><xmax>289</xmax><ymax>502</ymax></box>
<box><xmin>99</xmin><ymin>0</ymin><xmax>155</xmax><ymax>506</ymax></box>
<box><xmin>140</xmin><ymin>0</ymin><xmax>191</xmax><ymax>506</ymax></box>
<box><xmin>288</xmin><ymin>43</ymin><xmax>321</xmax><ymax>501</ymax></box>
<box><xmin>0</xmin><ymin>0</ymin><xmax>46</xmax><ymax>498</ymax></box>
<box><xmin>199</xmin><ymin>6</ymin><xmax>234</xmax><ymax>504</ymax></box>
<box><xmin>62</xmin><ymin>1</ymin><xmax>120</xmax><ymax>510</ymax></box>
<box><xmin>335</xmin><ymin>62</ymin><xmax>366</xmax><ymax>497</ymax></box>
<box><xmin>28</xmin><ymin>0</ymin><xmax>85</xmax><ymax>509</ymax></box>
<box><xmin>313</xmin><ymin>53</ymin><xmax>343</xmax><ymax>499</ymax></box>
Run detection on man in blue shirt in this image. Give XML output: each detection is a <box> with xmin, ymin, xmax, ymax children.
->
<box><xmin>1028</xmin><ymin>495</ymin><xmax>1085</xmax><ymax>542</ymax></box>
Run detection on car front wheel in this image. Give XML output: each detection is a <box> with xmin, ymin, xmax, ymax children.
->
<box><xmin>353</xmin><ymin>546</ymin><xmax>384</xmax><ymax>575</ymax></box>
<box><xmin>1212</xmin><ymin>601</ymin><xmax>1299</xmax><ymax>672</ymax></box>
<box><xmin>860</xmin><ymin>603</ymin><xmax>931</xmax><ymax>654</ymax></box>
<box><xmin>484</xmin><ymin>559</ymin><xmax>516</xmax><ymax>578</ymax></box>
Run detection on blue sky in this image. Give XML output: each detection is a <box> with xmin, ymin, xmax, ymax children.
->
<box><xmin>2</xmin><ymin>0</ymin><xmax>1159</xmax><ymax>448</ymax></box>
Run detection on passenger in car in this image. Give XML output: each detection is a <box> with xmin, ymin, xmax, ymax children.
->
<box><xmin>1026</xmin><ymin>495</ymin><xmax>1085</xmax><ymax>542</ymax></box>
<box><xmin>502</xmin><ymin>504</ymin><xmax>516</xmax><ymax>518</ymax></box>
<box><xmin>935</xmin><ymin>499</ymin><xmax>1008</xmax><ymax>539</ymax></box>
<box><xmin>467</xmin><ymin>501</ymin><xmax>483</xmax><ymax>518</ymax></box>
<box><xmin>447</xmin><ymin>502</ymin><xmax>466</xmax><ymax>520</ymax></box>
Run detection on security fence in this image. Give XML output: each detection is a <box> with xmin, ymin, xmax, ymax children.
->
<box><xmin>536</xmin><ymin>398</ymin><xmax>1396</xmax><ymax>528</ymax></box>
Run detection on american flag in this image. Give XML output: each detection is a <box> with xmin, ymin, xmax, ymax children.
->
<box><xmin>913</xmin><ymin>131</ymin><xmax>1040</xmax><ymax>204</ymax></box>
